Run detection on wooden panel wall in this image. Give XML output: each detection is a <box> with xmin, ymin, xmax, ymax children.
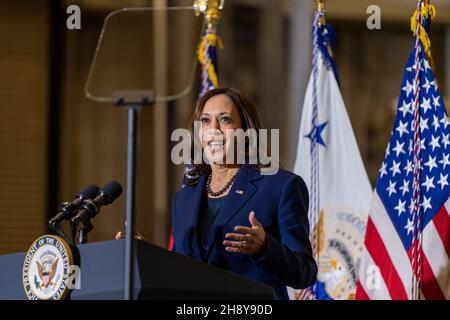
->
<box><xmin>0</xmin><ymin>0</ymin><xmax>49</xmax><ymax>254</ymax></box>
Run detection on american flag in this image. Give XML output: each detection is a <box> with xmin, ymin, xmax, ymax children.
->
<box><xmin>356</xmin><ymin>24</ymin><xmax>450</xmax><ymax>299</ymax></box>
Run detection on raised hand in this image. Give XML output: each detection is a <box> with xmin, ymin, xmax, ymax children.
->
<box><xmin>223</xmin><ymin>211</ymin><xmax>266</xmax><ymax>255</ymax></box>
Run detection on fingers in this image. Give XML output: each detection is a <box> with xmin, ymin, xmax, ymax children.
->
<box><xmin>115</xmin><ymin>231</ymin><xmax>124</xmax><ymax>240</ymax></box>
<box><xmin>234</xmin><ymin>226</ymin><xmax>258</xmax><ymax>236</ymax></box>
<box><xmin>115</xmin><ymin>231</ymin><xmax>145</xmax><ymax>241</ymax></box>
<box><xmin>232</xmin><ymin>211</ymin><xmax>261</xmax><ymax>234</ymax></box>
<box><xmin>249</xmin><ymin>211</ymin><xmax>262</xmax><ymax>227</ymax></box>
<box><xmin>223</xmin><ymin>211</ymin><xmax>265</xmax><ymax>255</ymax></box>
<box><xmin>225</xmin><ymin>232</ymin><xmax>249</xmax><ymax>241</ymax></box>
<box><xmin>224</xmin><ymin>240</ymin><xmax>250</xmax><ymax>253</ymax></box>
<box><xmin>135</xmin><ymin>231</ymin><xmax>146</xmax><ymax>241</ymax></box>
<box><xmin>224</xmin><ymin>233</ymin><xmax>254</xmax><ymax>253</ymax></box>
<box><xmin>223</xmin><ymin>240</ymin><xmax>244</xmax><ymax>247</ymax></box>
<box><xmin>225</xmin><ymin>246</ymin><xmax>244</xmax><ymax>253</ymax></box>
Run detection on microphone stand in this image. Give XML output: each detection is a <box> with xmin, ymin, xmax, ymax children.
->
<box><xmin>70</xmin><ymin>220</ymin><xmax>78</xmax><ymax>245</ymax></box>
<box><xmin>78</xmin><ymin>220</ymin><xmax>94</xmax><ymax>244</ymax></box>
<box><xmin>49</xmin><ymin>221</ymin><xmax>72</xmax><ymax>245</ymax></box>
<box><xmin>49</xmin><ymin>202</ymin><xmax>73</xmax><ymax>244</ymax></box>
<box><xmin>113</xmin><ymin>90</ymin><xmax>155</xmax><ymax>301</ymax></box>
<box><xmin>69</xmin><ymin>216</ymin><xmax>94</xmax><ymax>245</ymax></box>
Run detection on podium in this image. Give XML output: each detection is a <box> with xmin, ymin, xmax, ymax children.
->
<box><xmin>0</xmin><ymin>239</ymin><xmax>274</xmax><ymax>300</ymax></box>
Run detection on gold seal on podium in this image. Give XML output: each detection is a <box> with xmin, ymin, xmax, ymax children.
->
<box><xmin>22</xmin><ymin>235</ymin><xmax>74</xmax><ymax>300</ymax></box>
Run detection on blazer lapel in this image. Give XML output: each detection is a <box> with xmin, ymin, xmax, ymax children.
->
<box><xmin>204</xmin><ymin>165</ymin><xmax>262</xmax><ymax>259</ymax></box>
<box><xmin>182</xmin><ymin>174</ymin><xmax>207</xmax><ymax>258</ymax></box>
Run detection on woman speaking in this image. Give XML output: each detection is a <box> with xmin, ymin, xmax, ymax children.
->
<box><xmin>171</xmin><ymin>87</ymin><xmax>317</xmax><ymax>300</ymax></box>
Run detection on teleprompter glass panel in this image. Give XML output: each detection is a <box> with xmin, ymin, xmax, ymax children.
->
<box><xmin>85</xmin><ymin>6</ymin><xmax>206</xmax><ymax>103</ymax></box>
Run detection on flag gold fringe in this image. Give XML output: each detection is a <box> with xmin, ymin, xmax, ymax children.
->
<box><xmin>198</xmin><ymin>32</ymin><xmax>223</xmax><ymax>89</ymax></box>
<box><xmin>410</xmin><ymin>4</ymin><xmax>436</xmax><ymax>68</ymax></box>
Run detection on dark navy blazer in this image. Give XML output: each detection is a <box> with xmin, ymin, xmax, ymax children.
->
<box><xmin>171</xmin><ymin>164</ymin><xmax>317</xmax><ymax>299</ymax></box>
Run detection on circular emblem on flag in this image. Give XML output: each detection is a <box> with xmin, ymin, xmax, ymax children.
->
<box><xmin>22</xmin><ymin>235</ymin><xmax>73</xmax><ymax>300</ymax></box>
<box><xmin>315</xmin><ymin>208</ymin><xmax>366</xmax><ymax>300</ymax></box>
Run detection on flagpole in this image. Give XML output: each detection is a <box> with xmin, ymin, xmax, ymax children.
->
<box><xmin>194</xmin><ymin>0</ymin><xmax>224</xmax><ymax>96</ymax></box>
<box><xmin>309</xmin><ymin>0</ymin><xmax>327</xmax><ymax>281</ymax></box>
<box><xmin>194</xmin><ymin>0</ymin><xmax>224</xmax><ymax>29</ymax></box>
<box><xmin>411</xmin><ymin>0</ymin><xmax>425</xmax><ymax>300</ymax></box>
<box><xmin>316</xmin><ymin>0</ymin><xmax>326</xmax><ymax>26</ymax></box>
<box><xmin>411</xmin><ymin>0</ymin><xmax>433</xmax><ymax>301</ymax></box>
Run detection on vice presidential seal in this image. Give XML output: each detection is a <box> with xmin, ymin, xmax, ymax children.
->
<box><xmin>292</xmin><ymin>206</ymin><xmax>367</xmax><ymax>300</ymax></box>
<box><xmin>22</xmin><ymin>235</ymin><xmax>73</xmax><ymax>300</ymax></box>
<box><xmin>315</xmin><ymin>207</ymin><xmax>366</xmax><ymax>300</ymax></box>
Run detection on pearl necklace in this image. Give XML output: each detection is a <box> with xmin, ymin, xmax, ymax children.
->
<box><xmin>206</xmin><ymin>168</ymin><xmax>240</xmax><ymax>197</ymax></box>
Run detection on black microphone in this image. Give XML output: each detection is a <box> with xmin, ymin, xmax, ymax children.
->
<box><xmin>71</xmin><ymin>181</ymin><xmax>123</xmax><ymax>225</ymax></box>
<box><xmin>49</xmin><ymin>184</ymin><xmax>100</xmax><ymax>226</ymax></box>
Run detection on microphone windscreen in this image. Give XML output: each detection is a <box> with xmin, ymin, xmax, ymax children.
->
<box><xmin>101</xmin><ymin>181</ymin><xmax>123</xmax><ymax>204</ymax></box>
<box><xmin>78</xmin><ymin>184</ymin><xmax>100</xmax><ymax>199</ymax></box>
